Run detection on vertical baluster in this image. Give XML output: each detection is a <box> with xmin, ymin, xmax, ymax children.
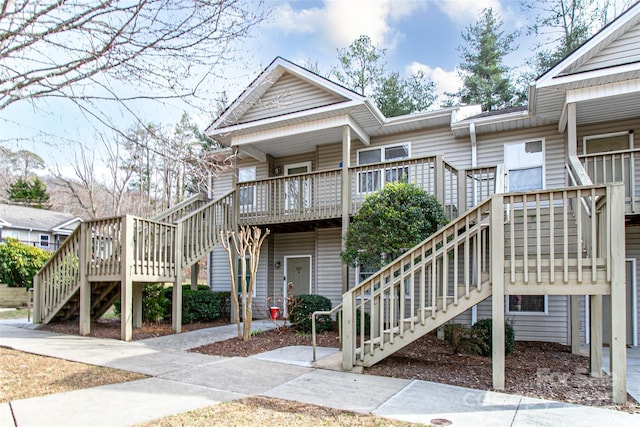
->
<box><xmin>591</xmin><ymin>187</ymin><xmax>597</xmax><ymax>283</ymax></box>
<box><xmin>536</xmin><ymin>193</ymin><xmax>541</xmax><ymax>284</ymax></box>
<box><xmin>523</xmin><ymin>194</ymin><xmax>529</xmax><ymax>284</ymax></box>
<box><xmin>549</xmin><ymin>192</ymin><xmax>555</xmax><ymax>284</ymax></box>
<box><xmin>563</xmin><ymin>191</ymin><xmax>569</xmax><ymax>283</ymax></box>
<box><xmin>576</xmin><ymin>189</ymin><xmax>583</xmax><ymax>283</ymax></box>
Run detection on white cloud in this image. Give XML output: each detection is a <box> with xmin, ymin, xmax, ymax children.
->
<box><xmin>407</xmin><ymin>61</ymin><xmax>462</xmax><ymax>105</ymax></box>
<box><xmin>436</xmin><ymin>0</ymin><xmax>504</xmax><ymax>25</ymax></box>
<box><xmin>269</xmin><ymin>1</ymin><xmax>426</xmax><ymax>50</ymax></box>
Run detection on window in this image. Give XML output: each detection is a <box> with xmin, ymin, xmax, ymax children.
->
<box><xmin>507</xmin><ymin>295</ymin><xmax>547</xmax><ymax>314</ymax></box>
<box><xmin>505</xmin><ymin>140</ymin><xmax>544</xmax><ymax>192</ymax></box>
<box><xmin>40</xmin><ymin>234</ymin><xmax>49</xmax><ymax>248</ymax></box>
<box><xmin>238</xmin><ymin>166</ymin><xmax>256</xmax><ymax>207</ymax></box>
<box><xmin>505</xmin><ymin>140</ymin><xmax>546</xmax><ymax>314</ymax></box>
<box><xmin>357</xmin><ymin>143</ymin><xmax>410</xmax><ymax>193</ymax></box>
<box><xmin>582</xmin><ymin>131</ymin><xmax>633</xmax><ymax>194</ymax></box>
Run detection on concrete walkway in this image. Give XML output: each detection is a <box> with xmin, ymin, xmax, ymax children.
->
<box><xmin>1</xmin><ymin>320</ymin><xmax>639</xmax><ymax>427</ymax></box>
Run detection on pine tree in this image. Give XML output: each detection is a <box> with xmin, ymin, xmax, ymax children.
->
<box><xmin>7</xmin><ymin>176</ymin><xmax>50</xmax><ymax>209</ymax></box>
<box><xmin>457</xmin><ymin>8</ymin><xmax>520</xmax><ymax>111</ymax></box>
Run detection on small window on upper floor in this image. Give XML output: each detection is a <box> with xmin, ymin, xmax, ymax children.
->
<box><xmin>357</xmin><ymin>143</ymin><xmax>410</xmax><ymax>193</ymax></box>
<box><xmin>40</xmin><ymin>234</ymin><xmax>49</xmax><ymax>247</ymax></box>
<box><xmin>238</xmin><ymin>166</ymin><xmax>256</xmax><ymax>207</ymax></box>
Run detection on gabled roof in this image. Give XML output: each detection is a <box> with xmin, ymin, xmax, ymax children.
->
<box><xmin>207</xmin><ymin>57</ymin><xmax>373</xmax><ymax>135</ymax></box>
<box><xmin>0</xmin><ymin>204</ymin><xmax>82</xmax><ymax>234</ymax></box>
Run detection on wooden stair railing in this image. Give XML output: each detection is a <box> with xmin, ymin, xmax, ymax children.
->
<box><xmin>342</xmin><ymin>184</ymin><xmax>620</xmax><ymax>371</ymax></box>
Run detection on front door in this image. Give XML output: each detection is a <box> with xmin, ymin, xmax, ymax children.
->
<box><xmin>603</xmin><ymin>259</ymin><xmax>636</xmax><ymax>346</ymax></box>
<box><xmin>285</xmin><ymin>162</ymin><xmax>311</xmax><ymax>211</ymax></box>
<box><xmin>284</xmin><ymin>255</ymin><xmax>311</xmax><ymax>315</ymax></box>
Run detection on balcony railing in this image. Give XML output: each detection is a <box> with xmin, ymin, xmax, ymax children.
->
<box><xmin>236</xmin><ymin>156</ymin><xmax>502</xmax><ymax>225</ymax></box>
<box><xmin>578</xmin><ymin>148</ymin><xmax>640</xmax><ymax>214</ymax></box>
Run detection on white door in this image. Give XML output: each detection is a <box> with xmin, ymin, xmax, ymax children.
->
<box><xmin>285</xmin><ymin>162</ymin><xmax>311</xmax><ymax>211</ymax></box>
<box><xmin>283</xmin><ymin>255</ymin><xmax>312</xmax><ymax>316</ymax></box>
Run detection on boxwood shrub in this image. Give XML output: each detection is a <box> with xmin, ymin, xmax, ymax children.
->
<box><xmin>288</xmin><ymin>294</ymin><xmax>332</xmax><ymax>333</ymax></box>
<box><xmin>471</xmin><ymin>319</ymin><xmax>515</xmax><ymax>356</ymax></box>
<box><xmin>164</xmin><ymin>285</ymin><xmax>230</xmax><ymax>324</ymax></box>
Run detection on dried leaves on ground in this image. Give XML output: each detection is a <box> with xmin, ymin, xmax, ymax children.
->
<box><xmin>138</xmin><ymin>396</ymin><xmax>422</xmax><ymax>427</ymax></box>
<box><xmin>0</xmin><ymin>347</ymin><xmax>145</xmax><ymax>402</ymax></box>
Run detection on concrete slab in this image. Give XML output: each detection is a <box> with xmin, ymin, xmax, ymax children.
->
<box><xmin>9</xmin><ymin>377</ymin><xmax>244</xmax><ymax>427</ymax></box>
<box><xmin>373</xmin><ymin>380</ymin><xmax>520</xmax><ymax>427</ymax></box>
<box><xmin>0</xmin><ymin>402</ymin><xmax>14</xmax><ymax>427</ymax></box>
<box><xmin>250</xmin><ymin>345</ymin><xmax>339</xmax><ymax>367</ymax></box>
<box><xmin>160</xmin><ymin>357</ymin><xmax>312</xmax><ymax>395</ymax></box>
<box><xmin>512</xmin><ymin>396</ymin><xmax>640</xmax><ymax>427</ymax></box>
<box><xmin>263</xmin><ymin>369</ymin><xmax>411</xmax><ymax>414</ymax></box>
<box><xmin>139</xmin><ymin>319</ymin><xmax>276</xmax><ymax>351</ymax></box>
<box><xmin>312</xmin><ymin>349</ymin><xmax>344</xmax><ymax>371</ymax></box>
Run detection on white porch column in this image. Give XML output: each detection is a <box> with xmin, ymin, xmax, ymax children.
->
<box><xmin>567</xmin><ymin>102</ymin><xmax>578</xmax><ymax>157</ymax></box>
<box><xmin>172</xmin><ymin>221</ymin><xmax>184</xmax><ymax>334</ymax></box>
<box><xmin>491</xmin><ymin>194</ymin><xmax>505</xmax><ymax>390</ymax></box>
<box><xmin>341</xmin><ymin>125</ymin><xmax>351</xmax><ymax>293</ymax></box>
<box><xmin>121</xmin><ymin>216</ymin><xmax>134</xmax><ymax>341</ymax></box>
<box><xmin>78</xmin><ymin>222</ymin><xmax>91</xmax><ymax>336</ymax></box>
<box><xmin>589</xmin><ymin>295</ymin><xmax>603</xmax><ymax>378</ymax></box>
<box><xmin>608</xmin><ymin>183</ymin><xmax>627</xmax><ymax>404</ymax></box>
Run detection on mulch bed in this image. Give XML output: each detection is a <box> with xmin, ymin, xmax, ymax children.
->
<box><xmin>40</xmin><ymin>318</ymin><xmax>640</xmax><ymax>413</ymax></box>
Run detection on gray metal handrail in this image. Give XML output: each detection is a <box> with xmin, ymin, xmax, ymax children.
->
<box><xmin>311</xmin><ymin>303</ymin><xmax>342</xmax><ymax>361</ymax></box>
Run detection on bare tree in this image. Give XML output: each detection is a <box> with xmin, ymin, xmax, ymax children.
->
<box><xmin>220</xmin><ymin>226</ymin><xmax>270</xmax><ymax>341</ymax></box>
<box><xmin>0</xmin><ymin>1</ymin><xmax>267</xmax><ymax>112</ymax></box>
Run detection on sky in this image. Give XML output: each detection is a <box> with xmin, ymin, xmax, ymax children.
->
<box><xmin>0</xmin><ymin>0</ymin><xmax>629</xmax><ymax>176</ymax></box>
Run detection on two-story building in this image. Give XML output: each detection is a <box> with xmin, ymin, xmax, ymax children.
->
<box><xmin>204</xmin><ymin>3</ymin><xmax>640</xmax><ymax>357</ymax></box>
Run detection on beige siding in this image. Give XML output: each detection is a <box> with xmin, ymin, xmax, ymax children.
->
<box><xmin>349</xmin><ymin>127</ymin><xmax>471</xmax><ymax>169</ymax></box>
<box><xmin>316</xmin><ymin>227</ymin><xmax>343</xmax><ymax>309</ymax></box>
<box><xmin>477</xmin><ymin>125</ymin><xmax>567</xmax><ymax>189</ymax></box>
<box><xmin>239</xmin><ymin>72</ymin><xmax>345</xmax><ymax>124</ymax></box>
<box><xmin>318</xmin><ymin>142</ymin><xmax>343</xmax><ymax>171</ymax></box>
<box><xmin>476</xmin><ymin>296</ymin><xmax>569</xmax><ymax>344</ymax></box>
<box><xmin>272</xmin><ymin>152</ymin><xmax>316</xmax><ymax>175</ymax></box>
<box><xmin>209</xmin><ymin>243</ymin><xmax>269</xmax><ymax>318</ymax></box>
<box><xmin>237</xmin><ymin>158</ymin><xmax>269</xmax><ymax>180</ymax></box>
<box><xmin>212</xmin><ymin>169</ymin><xmax>234</xmax><ymax>196</ymax></box>
<box><xmin>573</xmin><ymin>22</ymin><xmax>640</xmax><ymax>73</ymax></box>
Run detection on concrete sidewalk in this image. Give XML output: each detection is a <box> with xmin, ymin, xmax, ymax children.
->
<box><xmin>1</xmin><ymin>321</ymin><xmax>638</xmax><ymax>427</ymax></box>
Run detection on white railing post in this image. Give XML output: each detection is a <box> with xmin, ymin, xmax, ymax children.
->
<box><xmin>490</xmin><ymin>194</ymin><xmax>505</xmax><ymax>390</ymax></box>
<box><xmin>120</xmin><ymin>215</ymin><xmax>134</xmax><ymax>341</ymax></box>
<box><xmin>435</xmin><ymin>154</ymin><xmax>445</xmax><ymax>207</ymax></box>
<box><xmin>608</xmin><ymin>183</ymin><xmax>627</xmax><ymax>404</ymax></box>
<box><xmin>342</xmin><ymin>292</ymin><xmax>354</xmax><ymax>370</ymax></box>
<box><xmin>78</xmin><ymin>222</ymin><xmax>91</xmax><ymax>335</ymax></box>
<box><xmin>173</xmin><ymin>221</ymin><xmax>184</xmax><ymax>333</ymax></box>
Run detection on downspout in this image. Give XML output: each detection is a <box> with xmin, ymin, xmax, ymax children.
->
<box><xmin>470</xmin><ymin>122</ymin><xmax>478</xmax><ymax>325</ymax></box>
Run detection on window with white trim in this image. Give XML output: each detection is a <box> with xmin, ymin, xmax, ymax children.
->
<box><xmin>505</xmin><ymin>140</ymin><xmax>546</xmax><ymax>314</ymax></box>
<box><xmin>40</xmin><ymin>234</ymin><xmax>49</xmax><ymax>247</ymax></box>
<box><xmin>357</xmin><ymin>143</ymin><xmax>410</xmax><ymax>193</ymax></box>
<box><xmin>238</xmin><ymin>166</ymin><xmax>256</xmax><ymax>207</ymax></box>
<box><xmin>507</xmin><ymin>295</ymin><xmax>547</xmax><ymax>314</ymax></box>
<box><xmin>505</xmin><ymin>140</ymin><xmax>544</xmax><ymax>192</ymax></box>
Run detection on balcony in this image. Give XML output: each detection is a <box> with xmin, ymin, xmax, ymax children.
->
<box><xmin>579</xmin><ymin>148</ymin><xmax>640</xmax><ymax>214</ymax></box>
<box><xmin>236</xmin><ymin>156</ymin><xmax>503</xmax><ymax>226</ymax></box>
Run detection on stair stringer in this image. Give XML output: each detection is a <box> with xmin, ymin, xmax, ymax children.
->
<box><xmin>359</xmin><ymin>283</ymin><xmax>492</xmax><ymax>367</ymax></box>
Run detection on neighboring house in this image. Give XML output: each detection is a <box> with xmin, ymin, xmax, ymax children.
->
<box><xmin>204</xmin><ymin>1</ymin><xmax>640</xmax><ymax>358</ymax></box>
<box><xmin>0</xmin><ymin>204</ymin><xmax>82</xmax><ymax>251</ymax></box>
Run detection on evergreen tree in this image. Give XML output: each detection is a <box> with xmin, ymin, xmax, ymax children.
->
<box><xmin>456</xmin><ymin>8</ymin><xmax>521</xmax><ymax>111</ymax></box>
<box><xmin>7</xmin><ymin>176</ymin><xmax>50</xmax><ymax>208</ymax></box>
<box><xmin>333</xmin><ymin>35</ymin><xmax>436</xmax><ymax>117</ymax></box>
<box><xmin>332</xmin><ymin>35</ymin><xmax>386</xmax><ymax>96</ymax></box>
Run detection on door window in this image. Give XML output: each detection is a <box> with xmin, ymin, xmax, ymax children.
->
<box><xmin>285</xmin><ymin>162</ymin><xmax>311</xmax><ymax>211</ymax></box>
<box><xmin>238</xmin><ymin>166</ymin><xmax>256</xmax><ymax>208</ymax></box>
<box><xmin>357</xmin><ymin>143</ymin><xmax>410</xmax><ymax>193</ymax></box>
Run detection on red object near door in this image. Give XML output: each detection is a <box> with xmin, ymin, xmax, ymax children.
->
<box><xmin>270</xmin><ymin>307</ymin><xmax>280</xmax><ymax>320</ymax></box>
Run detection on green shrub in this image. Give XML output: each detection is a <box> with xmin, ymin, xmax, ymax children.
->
<box><xmin>288</xmin><ymin>294</ymin><xmax>332</xmax><ymax>333</ymax></box>
<box><xmin>443</xmin><ymin>323</ymin><xmax>487</xmax><ymax>355</ymax></box>
<box><xmin>471</xmin><ymin>319</ymin><xmax>515</xmax><ymax>356</ymax></box>
<box><xmin>164</xmin><ymin>285</ymin><xmax>229</xmax><ymax>324</ymax></box>
<box><xmin>0</xmin><ymin>238</ymin><xmax>51</xmax><ymax>287</ymax></box>
<box><xmin>114</xmin><ymin>283</ymin><xmax>169</xmax><ymax>322</ymax></box>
